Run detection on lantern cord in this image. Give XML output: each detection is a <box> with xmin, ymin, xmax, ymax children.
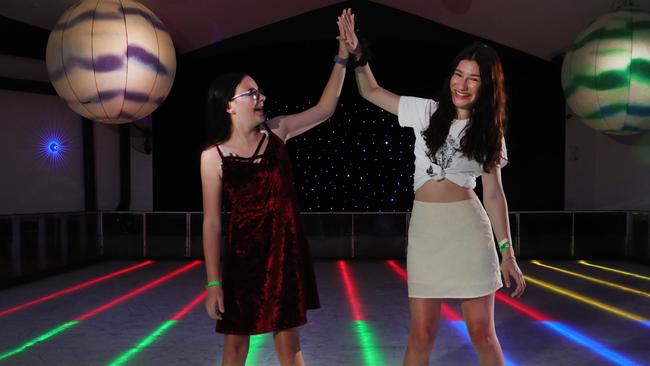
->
<box><xmin>611</xmin><ymin>0</ymin><xmax>634</xmax><ymax>10</ymax></box>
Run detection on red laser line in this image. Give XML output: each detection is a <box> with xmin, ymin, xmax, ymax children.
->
<box><xmin>386</xmin><ymin>261</ymin><xmax>552</xmax><ymax>321</ymax></box>
<box><xmin>494</xmin><ymin>292</ymin><xmax>552</xmax><ymax>321</ymax></box>
<box><xmin>441</xmin><ymin>304</ymin><xmax>464</xmax><ymax>321</ymax></box>
<box><xmin>386</xmin><ymin>260</ymin><xmax>464</xmax><ymax>322</ymax></box>
<box><xmin>386</xmin><ymin>260</ymin><xmax>406</xmax><ymax>280</ymax></box>
<box><xmin>75</xmin><ymin>261</ymin><xmax>202</xmax><ymax>321</ymax></box>
<box><xmin>338</xmin><ymin>260</ymin><xmax>365</xmax><ymax>321</ymax></box>
<box><xmin>0</xmin><ymin>261</ymin><xmax>154</xmax><ymax>317</ymax></box>
<box><xmin>171</xmin><ymin>291</ymin><xmax>207</xmax><ymax>321</ymax></box>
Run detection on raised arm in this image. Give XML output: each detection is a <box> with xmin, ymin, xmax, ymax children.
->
<box><xmin>482</xmin><ymin>167</ymin><xmax>525</xmax><ymax>298</ymax></box>
<box><xmin>339</xmin><ymin>9</ymin><xmax>400</xmax><ymax>115</ymax></box>
<box><xmin>200</xmin><ymin>147</ymin><xmax>225</xmax><ymax>319</ymax></box>
<box><xmin>266</xmin><ymin>11</ymin><xmax>349</xmax><ymax>141</ymax></box>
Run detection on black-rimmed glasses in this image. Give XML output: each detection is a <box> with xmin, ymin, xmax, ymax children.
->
<box><xmin>230</xmin><ymin>88</ymin><xmax>264</xmax><ymax>102</ymax></box>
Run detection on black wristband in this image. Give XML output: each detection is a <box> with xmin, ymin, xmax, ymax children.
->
<box><xmin>349</xmin><ymin>39</ymin><xmax>371</xmax><ymax>68</ymax></box>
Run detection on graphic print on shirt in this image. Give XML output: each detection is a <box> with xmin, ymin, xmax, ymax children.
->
<box><xmin>424</xmin><ymin>134</ymin><xmax>459</xmax><ymax>177</ymax></box>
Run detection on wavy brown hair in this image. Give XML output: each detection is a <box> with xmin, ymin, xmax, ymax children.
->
<box><xmin>422</xmin><ymin>43</ymin><xmax>507</xmax><ymax>172</ymax></box>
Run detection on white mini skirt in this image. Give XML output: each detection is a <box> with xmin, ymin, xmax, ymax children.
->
<box><xmin>407</xmin><ymin>197</ymin><xmax>502</xmax><ymax>298</ymax></box>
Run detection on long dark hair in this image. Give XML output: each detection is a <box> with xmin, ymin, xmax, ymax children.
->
<box><xmin>422</xmin><ymin>43</ymin><xmax>507</xmax><ymax>172</ymax></box>
<box><xmin>204</xmin><ymin>72</ymin><xmax>248</xmax><ymax>149</ymax></box>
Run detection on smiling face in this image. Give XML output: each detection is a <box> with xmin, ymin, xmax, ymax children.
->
<box><xmin>450</xmin><ymin>59</ymin><xmax>482</xmax><ymax>119</ymax></box>
<box><xmin>227</xmin><ymin>75</ymin><xmax>266</xmax><ymax>125</ymax></box>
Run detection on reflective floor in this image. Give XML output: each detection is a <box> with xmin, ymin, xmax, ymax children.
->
<box><xmin>1</xmin><ymin>260</ymin><xmax>649</xmax><ymax>365</ymax></box>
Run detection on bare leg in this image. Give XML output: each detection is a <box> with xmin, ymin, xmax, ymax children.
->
<box><xmin>403</xmin><ymin>298</ymin><xmax>443</xmax><ymax>366</ymax></box>
<box><xmin>222</xmin><ymin>334</ymin><xmax>250</xmax><ymax>366</ymax></box>
<box><xmin>273</xmin><ymin>328</ymin><xmax>305</xmax><ymax>366</ymax></box>
<box><xmin>460</xmin><ymin>293</ymin><xmax>504</xmax><ymax>366</ymax></box>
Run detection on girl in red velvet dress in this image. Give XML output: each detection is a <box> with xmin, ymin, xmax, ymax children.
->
<box><xmin>200</xmin><ymin>12</ymin><xmax>349</xmax><ymax>366</ymax></box>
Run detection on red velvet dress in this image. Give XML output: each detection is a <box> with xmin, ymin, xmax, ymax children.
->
<box><xmin>215</xmin><ymin>128</ymin><xmax>320</xmax><ymax>335</ymax></box>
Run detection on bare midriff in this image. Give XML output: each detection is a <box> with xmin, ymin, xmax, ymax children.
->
<box><xmin>414</xmin><ymin>179</ymin><xmax>476</xmax><ymax>202</ymax></box>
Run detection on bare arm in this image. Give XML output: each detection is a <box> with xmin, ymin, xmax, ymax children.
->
<box><xmin>267</xmin><ymin>11</ymin><xmax>351</xmax><ymax>141</ymax></box>
<box><xmin>482</xmin><ymin>167</ymin><xmax>511</xmax><ymax>251</ymax></box>
<box><xmin>339</xmin><ymin>8</ymin><xmax>400</xmax><ymax>115</ymax></box>
<box><xmin>354</xmin><ymin>64</ymin><xmax>400</xmax><ymax>115</ymax></box>
<box><xmin>482</xmin><ymin>167</ymin><xmax>525</xmax><ymax>298</ymax></box>
<box><xmin>200</xmin><ymin>147</ymin><xmax>225</xmax><ymax>318</ymax></box>
<box><xmin>266</xmin><ymin>60</ymin><xmax>346</xmax><ymax>141</ymax></box>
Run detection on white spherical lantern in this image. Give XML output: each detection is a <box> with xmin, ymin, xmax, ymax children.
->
<box><xmin>46</xmin><ymin>0</ymin><xmax>176</xmax><ymax>124</ymax></box>
<box><xmin>561</xmin><ymin>8</ymin><xmax>650</xmax><ymax>135</ymax></box>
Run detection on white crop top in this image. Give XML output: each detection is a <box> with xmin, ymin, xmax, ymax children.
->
<box><xmin>397</xmin><ymin>96</ymin><xmax>508</xmax><ymax>191</ymax></box>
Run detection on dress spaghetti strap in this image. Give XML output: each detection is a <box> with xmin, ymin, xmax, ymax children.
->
<box><xmin>215</xmin><ymin>143</ymin><xmax>225</xmax><ymax>159</ymax></box>
<box><xmin>215</xmin><ymin>131</ymin><xmax>267</xmax><ymax>160</ymax></box>
<box><xmin>251</xmin><ymin>133</ymin><xmax>266</xmax><ymax>157</ymax></box>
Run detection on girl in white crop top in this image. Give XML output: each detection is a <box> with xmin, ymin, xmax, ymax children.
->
<box><xmin>398</xmin><ymin>96</ymin><xmax>509</xmax><ymax>191</ymax></box>
<box><xmin>339</xmin><ymin>8</ymin><xmax>524</xmax><ymax>366</ymax></box>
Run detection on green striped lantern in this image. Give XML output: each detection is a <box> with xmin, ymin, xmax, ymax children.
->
<box><xmin>561</xmin><ymin>8</ymin><xmax>650</xmax><ymax>135</ymax></box>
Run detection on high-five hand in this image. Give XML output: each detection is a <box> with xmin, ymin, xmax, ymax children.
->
<box><xmin>337</xmin><ymin>8</ymin><xmax>358</xmax><ymax>56</ymax></box>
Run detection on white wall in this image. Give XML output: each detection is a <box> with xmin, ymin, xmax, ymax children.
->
<box><xmin>0</xmin><ymin>89</ymin><xmax>153</xmax><ymax>214</ymax></box>
<box><xmin>0</xmin><ymin>89</ymin><xmax>84</xmax><ymax>214</ymax></box>
<box><xmin>94</xmin><ymin>123</ymin><xmax>120</xmax><ymax>211</ymax></box>
<box><xmin>129</xmin><ymin>118</ymin><xmax>153</xmax><ymax>211</ymax></box>
<box><xmin>93</xmin><ymin>121</ymin><xmax>153</xmax><ymax>211</ymax></box>
<box><xmin>565</xmin><ymin>115</ymin><xmax>650</xmax><ymax>210</ymax></box>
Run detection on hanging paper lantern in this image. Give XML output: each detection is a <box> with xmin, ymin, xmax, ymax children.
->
<box><xmin>561</xmin><ymin>8</ymin><xmax>650</xmax><ymax>135</ymax></box>
<box><xmin>46</xmin><ymin>0</ymin><xmax>176</xmax><ymax>124</ymax></box>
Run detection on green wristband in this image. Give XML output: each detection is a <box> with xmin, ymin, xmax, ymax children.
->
<box><xmin>205</xmin><ymin>280</ymin><xmax>221</xmax><ymax>288</ymax></box>
<box><xmin>498</xmin><ymin>239</ymin><xmax>512</xmax><ymax>252</ymax></box>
